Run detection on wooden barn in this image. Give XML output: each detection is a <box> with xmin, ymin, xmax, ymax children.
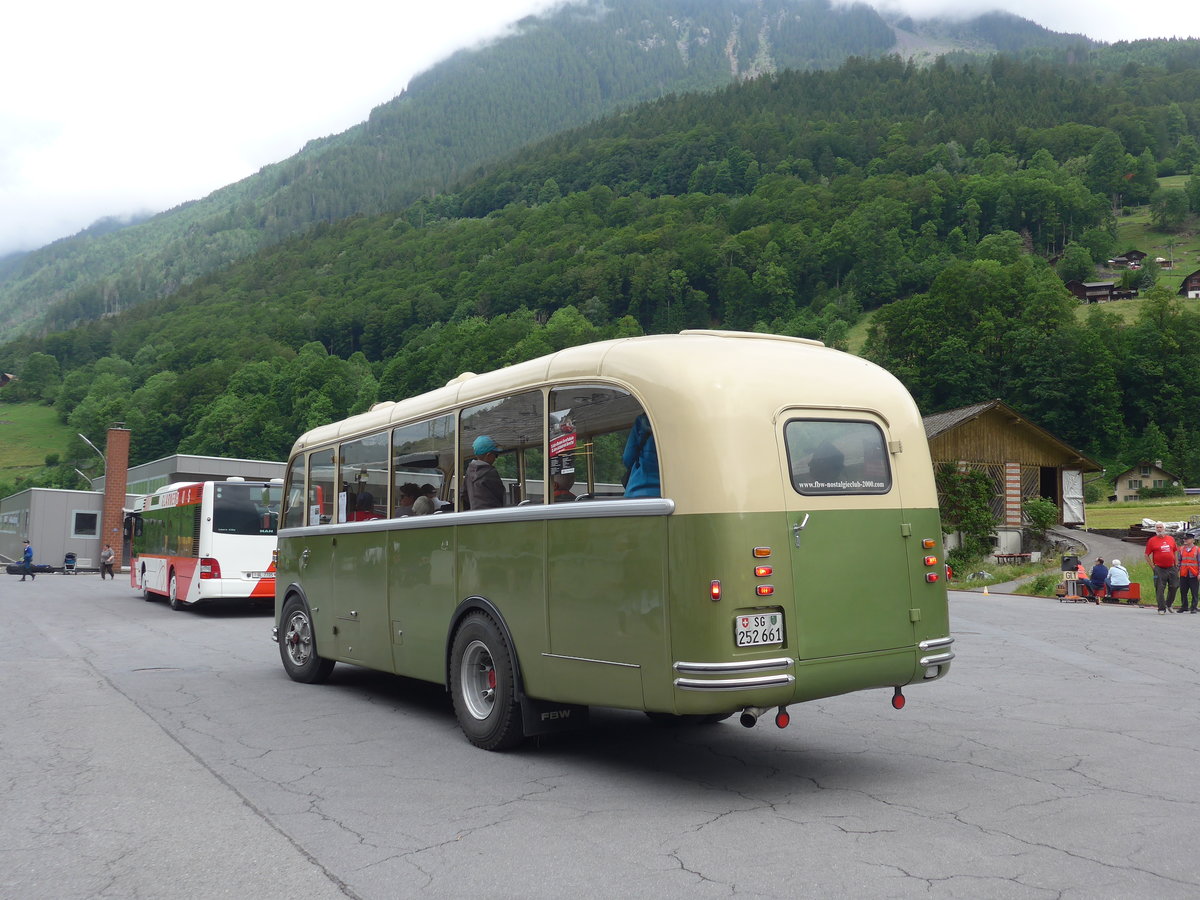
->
<box><xmin>923</xmin><ymin>400</ymin><xmax>1102</xmax><ymax>553</ymax></box>
<box><xmin>1178</xmin><ymin>268</ymin><xmax>1200</xmax><ymax>299</ymax></box>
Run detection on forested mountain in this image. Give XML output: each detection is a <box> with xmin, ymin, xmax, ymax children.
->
<box><xmin>3</xmin><ymin>46</ymin><xmax>1200</xmax><ymax>501</ymax></box>
<box><xmin>0</xmin><ymin>0</ymin><xmax>1090</xmax><ymax>341</ymax></box>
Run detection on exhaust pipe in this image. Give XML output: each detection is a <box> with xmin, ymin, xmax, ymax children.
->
<box><xmin>739</xmin><ymin>706</ymin><xmax>768</xmax><ymax>728</ymax></box>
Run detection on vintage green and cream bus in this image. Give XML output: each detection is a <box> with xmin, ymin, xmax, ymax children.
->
<box><xmin>274</xmin><ymin>330</ymin><xmax>953</xmax><ymax>750</ymax></box>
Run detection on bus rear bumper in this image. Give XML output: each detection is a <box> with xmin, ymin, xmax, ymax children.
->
<box><xmin>673</xmin><ymin>657</ymin><xmax>795</xmax><ymax>691</ymax></box>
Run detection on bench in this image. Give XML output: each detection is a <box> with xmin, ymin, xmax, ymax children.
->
<box><xmin>1104</xmin><ymin>583</ymin><xmax>1141</xmax><ymax>604</ymax></box>
<box><xmin>1057</xmin><ymin>581</ymin><xmax>1141</xmax><ymax>604</ymax></box>
<box><xmin>994</xmin><ymin>553</ymin><xmax>1032</xmax><ymax>565</ymax></box>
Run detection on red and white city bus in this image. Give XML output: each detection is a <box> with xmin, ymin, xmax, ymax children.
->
<box><xmin>127</xmin><ymin>478</ymin><xmax>282</xmax><ymax>609</ymax></box>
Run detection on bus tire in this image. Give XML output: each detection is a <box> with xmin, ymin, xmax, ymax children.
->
<box><xmin>645</xmin><ymin>712</ymin><xmax>733</xmax><ymax>727</ymax></box>
<box><xmin>168</xmin><ymin>571</ymin><xmax>183</xmax><ymax>610</ymax></box>
<box><xmin>449</xmin><ymin>612</ymin><xmax>523</xmax><ymax>751</ymax></box>
<box><xmin>279</xmin><ymin>596</ymin><xmax>335</xmax><ymax>684</ymax></box>
<box><xmin>141</xmin><ymin>565</ymin><xmax>154</xmax><ymax>601</ymax></box>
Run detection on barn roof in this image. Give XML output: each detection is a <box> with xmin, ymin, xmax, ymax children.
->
<box><xmin>922</xmin><ymin>399</ymin><xmax>1102</xmax><ymax>471</ymax></box>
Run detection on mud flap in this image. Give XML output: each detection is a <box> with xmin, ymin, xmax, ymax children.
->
<box><xmin>520</xmin><ymin>696</ymin><xmax>589</xmax><ymax>736</ymax></box>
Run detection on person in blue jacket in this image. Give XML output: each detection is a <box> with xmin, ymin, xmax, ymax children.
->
<box><xmin>622</xmin><ymin>414</ymin><xmax>660</xmax><ymax>498</ymax></box>
<box><xmin>20</xmin><ymin>539</ymin><xmax>35</xmax><ymax>581</ymax></box>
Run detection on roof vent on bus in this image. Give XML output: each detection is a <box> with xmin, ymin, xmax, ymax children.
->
<box><xmin>445</xmin><ymin>372</ymin><xmax>478</xmax><ymax>387</ymax></box>
<box><xmin>226</xmin><ymin>476</ymin><xmax>245</xmax><ymax>482</ymax></box>
<box><xmin>370</xmin><ymin>401</ymin><xmax>395</xmax><ymax>412</ymax></box>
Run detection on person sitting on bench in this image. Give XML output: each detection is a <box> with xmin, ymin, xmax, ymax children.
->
<box><xmin>1106</xmin><ymin>559</ymin><xmax>1132</xmax><ymax>601</ymax></box>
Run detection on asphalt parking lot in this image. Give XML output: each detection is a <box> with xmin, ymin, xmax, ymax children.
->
<box><xmin>1</xmin><ymin>576</ymin><xmax>1198</xmax><ymax>899</ymax></box>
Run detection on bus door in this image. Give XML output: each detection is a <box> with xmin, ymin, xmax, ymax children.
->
<box><xmin>777</xmin><ymin>414</ymin><xmax>915</xmax><ymax>659</ymax></box>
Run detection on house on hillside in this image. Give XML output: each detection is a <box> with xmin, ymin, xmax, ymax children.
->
<box><xmin>1065</xmin><ymin>280</ymin><xmax>1116</xmax><ymax>303</ymax></box>
<box><xmin>923</xmin><ymin>400</ymin><xmax>1102</xmax><ymax>554</ymax></box>
<box><xmin>1178</xmin><ymin>269</ymin><xmax>1200</xmax><ymax>299</ymax></box>
<box><xmin>1108</xmin><ymin>250</ymin><xmax>1148</xmax><ymax>269</ymax></box>
<box><xmin>1109</xmin><ymin>461</ymin><xmax>1181</xmax><ymax>503</ymax></box>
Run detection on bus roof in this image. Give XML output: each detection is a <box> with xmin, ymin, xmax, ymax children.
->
<box><xmin>292</xmin><ymin>330</ymin><xmax>920</xmax><ymax>451</ymax></box>
<box><xmin>289</xmin><ymin>330</ymin><xmax>936</xmax><ymax>513</ymax></box>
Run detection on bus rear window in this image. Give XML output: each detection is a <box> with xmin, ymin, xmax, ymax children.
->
<box><xmin>785</xmin><ymin>420</ymin><xmax>891</xmax><ymax>495</ymax></box>
<box><xmin>213</xmin><ymin>483</ymin><xmax>281</xmax><ymax>535</ymax></box>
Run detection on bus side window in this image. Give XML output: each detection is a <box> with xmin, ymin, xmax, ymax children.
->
<box><xmin>548</xmin><ymin>385</ymin><xmax>651</xmax><ymax>499</ymax></box>
<box><xmin>340</xmin><ymin>432</ymin><xmax>388</xmax><ymax>521</ymax></box>
<box><xmin>393</xmin><ymin>414</ymin><xmax>455</xmax><ymax>515</ymax></box>
<box><xmin>282</xmin><ymin>454</ymin><xmax>306</xmax><ymax>529</ymax></box>
<box><xmin>461</xmin><ymin>391</ymin><xmax>545</xmax><ymax>507</ymax></box>
<box><xmin>309</xmin><ymin>449</ymin><xmax>337</xmax><ymax>524</ymax></box>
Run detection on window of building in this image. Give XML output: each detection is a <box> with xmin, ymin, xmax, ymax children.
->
<box><xmin>1128</xmin><ymin>479</ymin><xmax>1142</xmax><ymax>489</ymax></box>
<box><xmin>71</xmin><ymin>510</ymin><xmax>99</xmax><ymax>538</ymax></box>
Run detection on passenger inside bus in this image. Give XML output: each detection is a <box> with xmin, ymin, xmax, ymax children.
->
<box><xmin>622</xmin><ymin>414</ymin><xmax>660</xmax><ymax>498</ymax></box>
<box><xmin>395</xmin><ymin>483</ymin><xmax>421</xmax><ymax>516</ymax></box>
<box><xmin>465</xmin><ymin>435</ymin><xmax>506</xmax><ymax>510</ymax></box>
<box><xmin>808</xmin><ymin>441</ymin><xmax>845</xmax><ymax>485</ymax></box>
<box><xmin>552</xmin><ymin>473</ymin><xmax>576</xmax><ymax>502</ymax></box>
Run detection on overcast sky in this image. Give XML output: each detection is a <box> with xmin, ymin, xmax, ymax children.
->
<box><xmin>0</xmin><ymin>0</ymin><xmax>1193</xmax><ymax>258</ymax></box>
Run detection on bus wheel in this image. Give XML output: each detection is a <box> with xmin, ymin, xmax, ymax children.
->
<box><xmin>141</xmin><ymin>566</ymin><xmax>153</xmax><ymax>601</ymax></box>
<box><xmin>279</xmin><ymin>596</ymin><xmax>335</xmax><ymax>684</ymax></box>
<box><xmin>168</xmin><ymin>572</ymin><xmax>183</xmax><ymax>611</ymax></box>
<box><xmin>449</xmin><ymin>612</ymin><xmax>523</xmax><ymax>751</ymax></box>
<box><xmin>645</xmin><ymin>712</ymin><xmax>733</xmax><ymax>727</ymax></box>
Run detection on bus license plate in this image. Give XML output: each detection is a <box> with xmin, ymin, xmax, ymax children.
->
<box><xmin>735</xmin><ymin>613</ymin><xmax>784</xmax><ymax>647</ymax></box>
<box><xmin>246</xmin><ymin>571</ymin><xmax>274</xmax><ymax>579</ymax></box>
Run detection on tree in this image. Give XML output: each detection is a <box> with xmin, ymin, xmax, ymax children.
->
<box><xmin>937</xmin><ymin>464</ymin><xmax>998</xmax><ymax>569</ymax></box>
<box><xmin>1057</xmin><ymin>242</ymin><xmax>1095</xmax><ymax>283</ymax></box>
<box><xmin>1150</xmin><ymin>189</ymin><xmax>1189</xmax><ymax>231</ymax></box>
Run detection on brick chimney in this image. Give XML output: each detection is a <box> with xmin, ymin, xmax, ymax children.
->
<box><xmin>102</xmin><ymin>426</ymin><xmax>131</xmax><ymax>570</ymax></box>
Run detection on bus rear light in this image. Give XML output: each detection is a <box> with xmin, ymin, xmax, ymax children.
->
<box><xmin>923</xmin><ymin>556</ymin><xmax>938</xmax><ymax>566</ymax></box>
<box><xmin>755</xmin><ymin>565</ymin><xmax>772</xmax><ymax>577</ymax></box>
<box><xmin>755</xmin><ymin>585</ymin><xmax>774</xmax><ymax>596</ymax></box>
<box><xmin>710</xmin><ymin>580</ymin><xmax>721</xmax><ymax>601</ymax></box>
<box><xmin>925</xmin><ymin>572</ymin><xmax>939</xmax><ymax>583</ymax></box>
<box><xmin>753</xmin><ymin>547</ymin><xmax>771</xmax><ymax>558</ymax></box>
<box><xmin>199</xmin><ymin>557</ymin><xmax>222</xmax><ymax>579</ymax></box>
<box><xmin>272</xmin><ymin>548</ymin><xmax>278</xmax><ymax>566</ymax></box>
<box><xmin>922</xmin><ymin>538</ymin><xmax>936</xmax><ymax>549</ymax></box>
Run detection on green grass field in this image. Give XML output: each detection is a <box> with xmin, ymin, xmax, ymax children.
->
<box><xmin>0</xmin><ymin>401</ymin><xmax>76</xmax><ymax>479</ymax></box>
<box><xmin>1084</xmin><ymin>498</ymin><xmax>1200</xmax><ymax>529</ymax></box>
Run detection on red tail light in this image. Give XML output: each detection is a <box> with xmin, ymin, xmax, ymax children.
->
<box><xmin>199</xmin><ymin>557</ymin><xmax>222</xmax><ymax>579</ymax></box>
<box><xmin>710</xmin><ymin>580</ymin><xmax>721</xmax><ymax>601</ymax></box>
<box><xmin>925</xmin><ymin>572</ymin><xmax>939</xmax><ymax>583</ymax></box>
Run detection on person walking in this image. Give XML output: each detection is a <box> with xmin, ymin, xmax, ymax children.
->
<box><xmin>99</xmin><ymin>544</ymin><xmax>116</xmax><ymax>580</ymax></box>
<box><xmin>1146</xmin><ymin>523</ymin><xmax>1180</xmax><ymax>614</ymax></box>
<box><xmin>19</xmin><ymin>539</ymin><xmax>35</xmax><ymax>581</ymax></box>
<box><xmin>1178</xmin><ymin>533</ymin><xmax>1200</xmax><ymax>613</ymax></box>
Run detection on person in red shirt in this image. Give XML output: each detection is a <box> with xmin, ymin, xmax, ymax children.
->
<box><xmin>1145</xmin><ymin>523</ymin><xmax>1180</xmax><ymax>614</ymax></box>
<box><xmin>1177</xmin><ymin>533</ymin><xmax>1200</xmax><ymax>614</ymax></box>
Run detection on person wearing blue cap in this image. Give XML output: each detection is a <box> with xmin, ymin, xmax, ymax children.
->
<box><xmin>465</xmin><ymin>435</ymin><xmax>505</xmax><ymax>510</ymax></box>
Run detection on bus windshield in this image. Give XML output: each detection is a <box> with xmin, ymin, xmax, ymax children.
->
<box><xmin>212</xmin><ymin>483</ymin><xmax>281</xmax><ymax>536</ymax></box>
